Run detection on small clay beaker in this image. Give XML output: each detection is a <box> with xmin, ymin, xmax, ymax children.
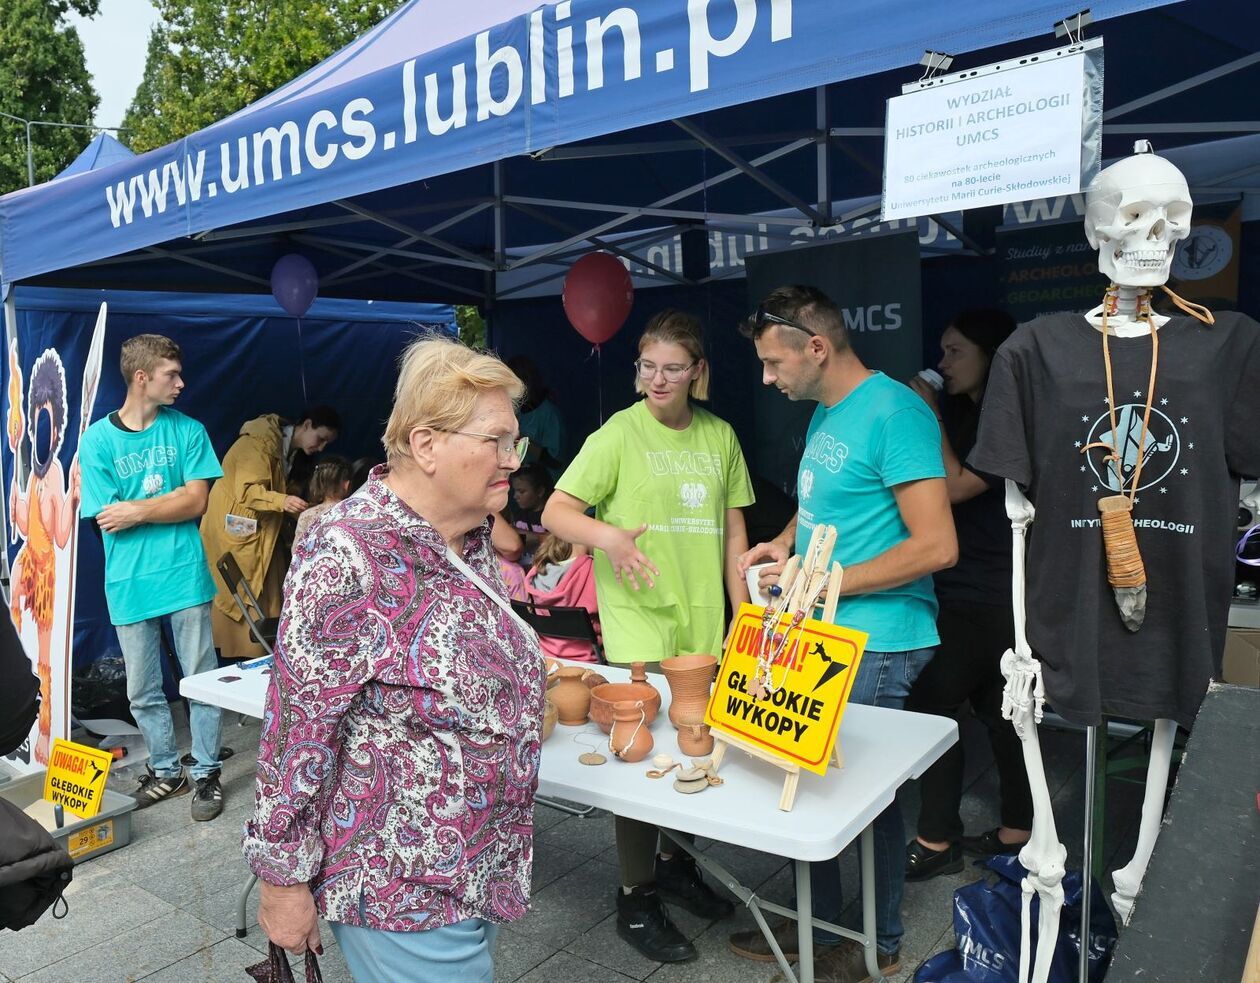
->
<box><xmin>660</xmin><ymin>654</ymin><xmax>718</xmax><ymax>728</ymax></box>
<box><xmin>677</xmin><ymin>722</ymin><xmax>714</xmax><ymax>756</ymax></box>
<box><xmin>609</xmin><ymin>701</ymin><xmax>654</xmax><ymax>762</ymax></box>
<box><xmin>551</xmin><ymin>666</ymin><xmax>592</xmax><ymax>725</ymax></box>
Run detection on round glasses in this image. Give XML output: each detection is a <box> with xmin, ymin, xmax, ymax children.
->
<box><xmin>634</xmin><ymin>359</ymin><xmax>695</xmax><ymax>384</ymax></box>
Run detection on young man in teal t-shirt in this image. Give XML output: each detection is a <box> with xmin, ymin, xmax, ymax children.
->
<box><xmin>78</xmin><ymin>334</ymin><xmax>226</xmax><ymax>821</ymax></box>
<box><xmin>730</xmin><ymin>286</ymin><xmax>958</xmax><ymax>983</ymax></box>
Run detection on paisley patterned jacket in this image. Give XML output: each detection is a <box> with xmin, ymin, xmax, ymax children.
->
<box><xmin>242</xmin><ymin>467</ymin><xmax>546</xmax><ymax>931</ymax></box>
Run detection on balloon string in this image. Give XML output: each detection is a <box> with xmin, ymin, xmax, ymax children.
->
<box><xmin>597</xmin><ymin>345</ymin><xmax>604</xmax><ymax>426</ymax></box>
<box><xmin>296</xmin><ymin>316</ymin><xmax>309</xmax><ymax>404</ymax></box>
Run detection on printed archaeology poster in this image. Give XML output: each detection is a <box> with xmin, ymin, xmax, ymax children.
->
<box><xmin>706</xmin><ymin>602</ymin><xmax>867</xmax><ymax>775</ymax></box>
<box><xmin>883</xmin><ymin>41</ymin><xmax>1103</xmax><ymax>221</ymax></box>
<box><xmin>2</xmin><ymin>306</ymin><xmax>107</xmax><ymax>773</ymax></box>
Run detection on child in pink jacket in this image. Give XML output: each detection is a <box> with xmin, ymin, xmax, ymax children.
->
<box><xmin>525</xmin><ymin>534</ymin><xmax>600</xmax><ymax>662</ymax></box>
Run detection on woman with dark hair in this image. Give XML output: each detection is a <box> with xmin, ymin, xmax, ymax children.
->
<box><xmin>903</xmin><ymin>309</ymin><xmax>1033</xmax><ymax>880</ymax></box>
<box><xmin>507</xmin><ymin>355</ymin><xmax>568</xmax><ymax>477</ymax></box>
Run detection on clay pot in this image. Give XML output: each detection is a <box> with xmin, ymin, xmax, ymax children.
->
<box><xmin>609</xmin><ymin>701</ymin><xmax>654</xmax><ymax>762</ymax></box>
<box><xmin>589</xmin><ymin>678</ymin><xmax>661</xmax><ymax>734</ymax></box>
<box><xmin>551</xmin><ymin>667</ymin><xmax>592</xmax><ymax>725</ymax></box>
<box><xmin>541</xmin><ymin>700</ymin><xmax>558</xmax><ymax>742</ymax></box>
<box><xmin>581</xmin><ymin>669</ymin><xmax>609</xmax><ymax>690</ymax></box>
<box><xmin>661</xmin><ymin>654</ymin><xmax>718</xmax><ymax>728</ymax></box>
<box><xmin>677</xmin><ymin>722</ymin><xmax>714</xmax><ymax>756</ymax></box>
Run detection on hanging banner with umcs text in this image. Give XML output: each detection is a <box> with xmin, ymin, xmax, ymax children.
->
<box><xmin>882</xmin><ymin>39</ymin><xmax>1103</xmax><ymax>222</ymax></box>
<box><xmin>706</xmin><ymin>603</ymin><xmax>867</xmax><ymax>776</ymax></box>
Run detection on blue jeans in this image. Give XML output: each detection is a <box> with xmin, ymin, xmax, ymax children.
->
<box><xmin>809</xmin><ymin>647</ymin><xmax>936</xmax><ymax>955</ymax></box>
<box><xmin>115</xmin><ymin>602</ymin><xmax>222</xmax><ymax>780</ymax></box>
<box><xmin>332</xmin><ymin>918</ymin><xmax>499</xmax><ymax>982</ymax></box>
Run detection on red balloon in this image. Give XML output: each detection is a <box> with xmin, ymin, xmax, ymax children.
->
<box><xmin>562</xmin><ymin>252</ymin><xmax>634</xmax><ymax>345</ymax></box>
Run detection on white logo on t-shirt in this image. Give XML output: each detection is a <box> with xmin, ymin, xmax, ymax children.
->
<box><xmin>800</xmin><ymin>468</ymin><xmax>815</xmax><ymax>501</ymax></box>
<box><xmin>680</xmin><ymin>482</ymin><xmax>708</xmax><ymax>509</ymax></box>
<box><xmin>142</xmin><ymin>473</ymin><xmax>165</xmax><ymax>497</ymax></box>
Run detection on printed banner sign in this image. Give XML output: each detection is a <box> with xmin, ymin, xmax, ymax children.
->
<box><xmin>705</xmin><ymin>603</ymin><xmax>867</xmax><ymax>775</ymax></box>
<box><xmin>883</xmin><ymin>42</ymin><xmax>1102</xmax><ymax>221</ymax></box>
<box><xmin>43</xmin><ymin>738</ymin><xmax>114</xmax><ymax>819</ymax></box>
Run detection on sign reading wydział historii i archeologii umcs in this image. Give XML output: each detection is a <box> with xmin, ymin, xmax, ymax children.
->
<box><xmin>882</xmin><ymin>39</ymin><xmax>1103</xmax><ymax>221</ymax></box>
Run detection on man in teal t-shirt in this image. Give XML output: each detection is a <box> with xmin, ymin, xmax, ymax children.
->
<box><xmin>729</xmin><ymin>286</ymin><xmax>957</xmax><ymax>982</ymax></box>
<box><xmin>78</xmin><ymin>334</ymin><xmax>226</xmax><ymax>821</ymax></box>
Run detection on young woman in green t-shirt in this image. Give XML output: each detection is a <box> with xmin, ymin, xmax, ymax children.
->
<box><xmin>544</xmin><ymin>310</ymin><xmax>753</xmax><ymax>964</ymax></box>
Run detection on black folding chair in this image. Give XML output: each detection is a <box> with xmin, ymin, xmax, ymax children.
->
<box><xmin>513</xmin><ymin>598</ymin><xmax>602</xmax><ymax>817</ymax></box>
<box><xmin>215</xmin><ymin>552</ymin><xmax>279</xmax><ymax>655</ymax></box>
<box><xmin>511</xmin><ymin>599</ymin><xmax>604</xmax><ymax>664</ymax></box>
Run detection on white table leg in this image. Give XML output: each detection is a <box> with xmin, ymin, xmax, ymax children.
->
<box><xmin>860</xmin><ymin>825</ymin><xmax>880</xmax><ymax>980</ymax></box>
<box><xmin>796</xmin><ymin>859</ymin><xmax>814</xmax><ymax>983</ymax></box>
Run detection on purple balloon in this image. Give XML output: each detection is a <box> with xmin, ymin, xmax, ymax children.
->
<box><xmin>270</xmin><ymin>254</ymin><xmax>319</xmax><ymax>317</ymax></box>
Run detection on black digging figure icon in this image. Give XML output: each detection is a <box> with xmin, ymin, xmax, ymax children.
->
<box><xmin>810</xmin><ymin>642</ymin><xmax>849</xmax><ymax>692</ymax></box>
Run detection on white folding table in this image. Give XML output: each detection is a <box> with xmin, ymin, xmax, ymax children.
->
<box><xmin>181</xmin><ymin>659</ymin><xmax>956</xmax><ymax>983</ymax></box>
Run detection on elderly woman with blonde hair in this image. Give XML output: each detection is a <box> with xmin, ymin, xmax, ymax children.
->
<box><xmin>243</xmin><ymin>334</ymin><xmax>545</xmax><ymax>982</ymax></box>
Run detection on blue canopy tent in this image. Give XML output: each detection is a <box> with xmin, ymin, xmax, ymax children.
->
<box><xmin>4</xmin><ymin>0</ymin><xmax>1254</xmax><ymax>311</ymax></box>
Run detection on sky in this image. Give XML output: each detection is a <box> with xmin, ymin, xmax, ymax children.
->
<box><xmin>68</xmin><ymin>0</ymin><xmax>159</xmax><ymax>129</ymax></box>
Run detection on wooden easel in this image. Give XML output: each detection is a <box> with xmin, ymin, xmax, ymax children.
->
<box><xmin>710</xmin><ymin>528</ymin><xmax>846</xmax><ymax>812</ymax></box>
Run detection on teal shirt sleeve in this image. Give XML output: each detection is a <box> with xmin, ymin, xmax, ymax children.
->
<box><xmin>77</xmin><ymin>428</ymin><xmax>116</xmax><ymax>519</ymax></box>
<box><xmin>555</xmin><ymin>424</ymin><xmax>619</xmax><ymax>508</ymax></box>
<box><xmin>876</xmin><ymin>405</ymin><xmax>946</xmax><ymax>487</ymax></box>
<box><xmin>180</xmin><ymin>418</ymin><xmax>223</xmax><ymax>482</ymax></box>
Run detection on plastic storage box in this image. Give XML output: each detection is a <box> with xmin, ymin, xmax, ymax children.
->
<box><xmin>0</xmin><ymin>770</ymin><xmax>136</xmax><ymax>863</ymax></box>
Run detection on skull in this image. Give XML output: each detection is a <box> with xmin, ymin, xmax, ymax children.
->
<box><xmin>1084</xmin><ymin>151</ymin><xmax>1192</xmax><ymax>288</ymax></box>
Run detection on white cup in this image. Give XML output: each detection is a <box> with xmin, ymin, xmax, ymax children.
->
<box><xmin>917</xmin><ymin>368</ymin><xmax>944</xmax><ymax>391</ymax></box>
<box><xmin>746</xmin><ymin>562</ymin><xmax>774</xmax><ymax>606</ymax></box>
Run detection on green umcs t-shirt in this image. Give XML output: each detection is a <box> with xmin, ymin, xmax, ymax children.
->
<box><xmin>557</xmin><ymin>401</ymin><xmax>755</xmax><ymax>655</ymax></box>
<box><xmin>78</xmin><ymin>408</ymin><xmax>223</xmax><ymax>626</ymax></box>
<box><xmin>796</xmin><ymin>372</ymin><xmax>946</xmax><ymax>652</ymax></box>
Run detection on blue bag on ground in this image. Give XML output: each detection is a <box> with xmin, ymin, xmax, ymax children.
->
<box><xmin>914</xmin><ymin>855</ymin><xmax>1117</xmax><ymax>982</ymax></box>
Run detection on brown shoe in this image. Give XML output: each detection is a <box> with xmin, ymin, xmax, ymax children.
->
<box><xmin>728</xmin><ymin>919</ymin><xmax>802</xmax><ymax>963</ymax></box>
<box><xmin>770</xmin><ymin>939</ymin><xmax>901</xmax><ymax>983</ymax></box>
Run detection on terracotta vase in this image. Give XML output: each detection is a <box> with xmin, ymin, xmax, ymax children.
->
<box><xmin>589</xmin><ymin>673</ymin><xmax>662</xmax><ymax>733</ymax></box>
<box><xmin>609</xmin><ymin>700</ymin><xmax>654</xmax><ymax>762</ymax></box>
<box><xmin>661</xmin><ymin>654</ymin><xmax>718</xmax><ymax>728</ymax></box>
<box><xmin>677</xmin><ymin>722</ymin><xmax>714</xmax><ymax>756</ymax></box>
<box><xmin>551</xmin><ymin>667</ymin><xmax>592</xmax><ymax>725</ymax></box>
<box><xmin>541</xmin><ymin>700</ymin><xmax>558</xmax><ymax>742</ymax></box>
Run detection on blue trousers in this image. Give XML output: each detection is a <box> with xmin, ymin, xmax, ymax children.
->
<box><xmin>331</xmin><ymin>918</ymin><xmax>500</xmax><ymax>983</ymax></box>
<box><xmin>114</xmin><ymin>602</ymin><xmax>222</xmax><ymax>780</ymax></box>
<box><xmin>809</xmin><ymin>647</ymin><xmax>936</xmax><ymax>955</ymax></box>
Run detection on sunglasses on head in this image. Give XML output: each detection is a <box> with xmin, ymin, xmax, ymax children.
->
<box><xmin>752</xmin><ymin>304</ymin><xmax>818</xmax><ymax>337</ymax></box>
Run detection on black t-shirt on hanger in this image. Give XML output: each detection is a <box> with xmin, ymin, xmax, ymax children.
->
<box><xmin>970</xmin><ymin>311</ymin><xmax>1260</xmax><ymax>728</ymax></box>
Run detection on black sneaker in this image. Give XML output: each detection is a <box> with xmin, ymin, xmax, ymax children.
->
<box><xmin>615</xmin><ymin>886</ymin><xmax>697</xmax><ymax>963</ymax></box>
<box><xmin>190</xmin><ymin>770</ymin><xmax>224</xmax><ymax>822</ymax></box>
<box><xmin>655</xmin><ymin>852</ymin><xmax>735</xmax><ymax>919</ymax></box>
<box><xmin>904</xmin><ymin>839</ymin><xmax>963</xmax><ymax>882</ymax></box>
<box><xmin>961</xmin><ymin>828</ymin><xmax>1027</xmax><ymax>857</ymax></box>
<box><xmin>132</xmin><ymin>766</ymin><xmax>189</xmax><ymax>810</ymax></box>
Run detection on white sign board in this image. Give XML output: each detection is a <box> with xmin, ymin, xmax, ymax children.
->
<box><xmin>882</xmin><ymin>49</ymin><xmax>1096</xmax><ymax>221</ymax></box>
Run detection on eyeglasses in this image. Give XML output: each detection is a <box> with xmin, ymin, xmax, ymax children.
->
<box><xmin>751</xmin><ymin>303</ymin><xmax>818</xmax><ymax>337</ymax></box>
<box><xmin>634</xmin><ymin>359</ymin><xmax>696</xmax><ymax>384</ymax></box>
<box><xmin>441</xmin><ymin>430</ymin><xmax>530</xmax><ymax>463</ymax></box>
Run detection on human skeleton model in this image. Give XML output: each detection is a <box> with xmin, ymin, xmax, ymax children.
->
<box><xmin>1001</xmin><ymin>146</ymin><xmax>1206</xmax><ymax>981</ymax></box>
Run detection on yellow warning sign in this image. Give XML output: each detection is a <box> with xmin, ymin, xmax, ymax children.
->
<box><xmin>43</xmin><ymin>738</ymin><xmax>113</xmax><ymax>819</ymax></box>
<box><xmin>705</xmin><ymin>603</ymin><xmax>868</xmax><ymax>775</ymax></box>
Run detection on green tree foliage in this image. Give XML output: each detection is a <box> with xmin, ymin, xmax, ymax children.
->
<box><xmin>456</xmin><ymin>305</ymin><xmax>487</xmax><ymax>349</ymax></box>
<box><xmin>124</xmin><ymin>0</ymin><xmax>395</xmax><ymax>153</ymax></box>
<box><xmin>0</xmin><ymin>0</ymin><xmax>100</xmax><ymax>193</ymax></box>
